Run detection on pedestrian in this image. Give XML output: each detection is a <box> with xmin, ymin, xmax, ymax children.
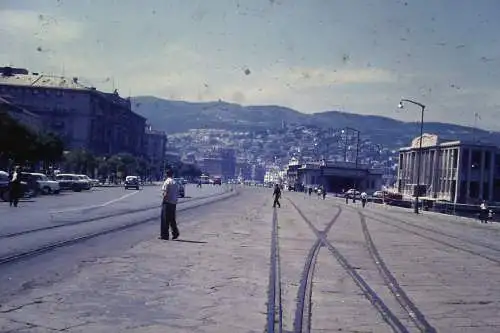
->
<box><xmin>273</xmin><ymin>183</ymin><xmax>281</xmax><ymax>208</ymax></box>
<box><xmin>344</xmin><ymin>191</ymin><xmax>349</xmax><ymax>204</ymax></box>
<box><xmin>479</xmin><ymin>200</ymin><xmax>489</xmax><ymax>223</ymax></box>
<box><xmin>361</xmin><ymin>191</ymin><xmax>368</xmax><ymax>208</ymax></box>
<box><xmin>9</xmin><ymin>166</ymin><xmax>21</xmax><ymax>207</ymax></box>
<box><xmin>308</xmin><ymin>187</ymin><xmax>312</xmax><ymax>197</ymax></box>
<box><xmin>322</xmin><ymin>186</ymin><xmax>326</xmax><ymax>200</ymax></box>
<box><xmin>160</xmin><ymin>169</ymin><xmax>180</xmax><ymax>240</ymax></box>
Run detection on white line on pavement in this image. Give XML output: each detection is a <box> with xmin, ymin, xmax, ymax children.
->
<box><xmin>50</xmin><ymin>190</ymin><xmax>140</xmax><ymax>214</ymax></box>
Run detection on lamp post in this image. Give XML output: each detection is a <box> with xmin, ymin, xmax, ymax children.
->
<box><xmin>341</xmin><ymin>127</ymin><xmax>361</xmax><ymax>189</ymax></box>
<box><xmin>398</xmin><ymin>98</ymin><xmax>426</xmax><ymax>214</ymax></box>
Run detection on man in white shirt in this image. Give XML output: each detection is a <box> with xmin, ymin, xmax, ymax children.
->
<box><xmin>160</xmin><ymin>169</ymin><xmax>179</xmax><ymax>240</ymax></box>
<box><xmin>9</xmin><ymin>166</ymin><xmax>22</xmax><ymax>207</ymax></box>
<box><xmin>361</xmin><ymin>192</ymin><xmax>368</xmax><ymax>208</ymax></box>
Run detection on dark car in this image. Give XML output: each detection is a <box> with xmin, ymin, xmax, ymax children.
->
<box><xmin>125</xmin><ymin>176</ymin><xmax>140</xmax><ymax>190</ymax></box>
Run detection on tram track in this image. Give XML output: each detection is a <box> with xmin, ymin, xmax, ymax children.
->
<box><xmin>357</xmin><ymin>210</ymin><xmax>436</xmax><ymax>332</ymax></box>
<box><xmin>0</xmin><ymin>189</ymin><xmax>238</xmax><ymax>266</ymax></box>
<box><xmin>0</xmin><ymin>190</ymin><xmax>231</xmax><ymax>240</ymax></box>
<box><xmin>287</xmin><ymin>199</ymin><xmax>410</xmax><ymax>333</ymax></box>
<box><xmin>367</xmin><ymin>209</ymin><xmax>500</xmax><ymax>256</ymax></box>
<box><xmin>293</xmin><ymin>206</ymin><xmax>342</xmax><ymax>333</ymax></box>
<box><xmin>365</xmin><ymin>213</ymin><xmax>500</xmax><ymax>265</ymax></box>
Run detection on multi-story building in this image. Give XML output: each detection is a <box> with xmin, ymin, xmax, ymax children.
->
<box><xmin>201</xmin><ymin>147</ymin><xmax>236</xmax><ymax>180</ymax></box>
<box><xmin>0</xmin><ymin>96</ymin><xmax>43</xmax><ymax>132</ymax></box>
<box><xmin>0</xmin><ymin>67</ymin><xmax>146</xmax><ymax>156</ymax></box>
<box><xmin>397</xmin><ymin>133</ymin><xmax>500</xmax><ymax>204</ymax></box>
<box><xmin>201</xmin><ymin>157</ymin><xmax>223</xmax><ymax>178</ymax></box>
<box><xmin>144</xmin><ymin>125</ymin><xmax>167</xmax><ymax>180</ymax></box>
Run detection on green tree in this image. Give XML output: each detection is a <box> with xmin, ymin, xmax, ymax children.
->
<box><xmin>0</xmin><ymin>109</ymin><xmax>65</xmax><ymax>168</ymax></box>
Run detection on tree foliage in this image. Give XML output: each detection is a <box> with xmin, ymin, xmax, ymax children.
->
<box><xmin>0</xmin><ymin>109</ymin><xmax>64</xmax><ymax>168</ymax></box>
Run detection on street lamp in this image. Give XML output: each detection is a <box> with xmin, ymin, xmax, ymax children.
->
<box><xmin>398</xmin><ymin>98</ymin><xmax>426</xmax><ymax>214</ymax></box>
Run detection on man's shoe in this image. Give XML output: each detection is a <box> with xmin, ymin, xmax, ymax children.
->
<box><xmin>172</xmin><ymin>233</ymin><xmax>179</xmax><ymax>240</ymax></box>
<box><xmin>159</xmin><ymin>236</ymin><xmax>169</xmax><ymax>240</ymax></box>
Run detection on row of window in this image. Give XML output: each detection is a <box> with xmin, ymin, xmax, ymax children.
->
<box><xmin>0</xmin><ymin>85</ymin><xmax>69</xmax><ymax>97</ymax></box>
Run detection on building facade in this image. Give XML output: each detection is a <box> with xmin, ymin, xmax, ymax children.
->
<box><xmin>0</xmin><ymin>67</ymin><xmax>146</xmax><ymax>156</ymax></box>
<box><xmin>201</xmin><ymin>147</ymin><xmax>236</xmax><ymax>180</ymax></box>
<box><xmin>144</xmin><ymin>126</ymin><xmax>167</xmax><ymax>180</ymax></box>
<box><xmin>296</xmin><ymin>160</ymin><xmax>383</xmax><ymax>193</ymax></box>
<box><xmin>0</xmin><ymin>96</ymin><xmax>43</xmax><ymax>132</ymax></box>
<box><xmin>397</xmin><ymin>134</ymin><xmax>500</xmax><ymax>204</ymax></box>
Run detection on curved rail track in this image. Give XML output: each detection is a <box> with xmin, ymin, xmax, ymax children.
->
<box><xmin>265</xmin><ymin>197</ymin><xmax>436</xmax><ymax>333</ymax></box>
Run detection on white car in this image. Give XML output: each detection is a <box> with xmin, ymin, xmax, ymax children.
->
<box><xmin>30</xmin><ymin>173</ymin><xmax>60</xmax><ymax>194</ymax></box>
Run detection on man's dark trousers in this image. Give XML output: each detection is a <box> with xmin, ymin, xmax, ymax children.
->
<box><xmin>161</xmin><ymin>202</ymin><xmax>179</xmax><ymax>239</ymax></box>
<box><xmin>273</xmin><ymin>196</ymin><xmax>281</xmax><ymax>208</ymax></box>
<box><xmin>9</xmin><ymin>182</ymin><xmax>20</xmax><ymax>207</ymax></box>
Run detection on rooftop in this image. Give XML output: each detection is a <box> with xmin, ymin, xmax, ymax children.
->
<box><xmin>0</xmin><ymin>72</ymin><xmax>87</xmax><ymax>90</ymax></box>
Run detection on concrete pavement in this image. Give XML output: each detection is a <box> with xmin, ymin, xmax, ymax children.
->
<box><xmin>1</xmin><ymin>188</ymin><xmax>500</xmax><ymax>332</ymax></box>
<box><xmin>0</xmin><ymin>184</ymin><xmax>227</xmax><ymax>236</ymax></box>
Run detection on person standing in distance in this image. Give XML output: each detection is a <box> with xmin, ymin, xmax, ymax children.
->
<box><xmin>273</xmin><ymin>183</ymin><xmax>281</xmax><ymax>208</ymax></box>
<box><xmin>160</xmin><ymin>169</ymin><xmax>180</xmax><ymax>240</ymax></box>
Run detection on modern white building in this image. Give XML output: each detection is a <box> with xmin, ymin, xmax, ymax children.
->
<box><xmin>397</xmin><ymin>134</ymin><xmax>500</xmax><ymax>204</ymax></box>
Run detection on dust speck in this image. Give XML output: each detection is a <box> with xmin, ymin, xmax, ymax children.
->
<box><xmin>244</xmin><ymin>68</ymin><xmax>251</xmax><ymax>75</ymax></box>
<box><xmin>36</xmin><ymin>46</ymin><xmax>43</xmax><ymax>52</ymax></box>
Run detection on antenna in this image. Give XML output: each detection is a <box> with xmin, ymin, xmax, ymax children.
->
<box><xmin>62</xmin><ymin>62</ymin><xmax>65</xmax><ymax>77</ymax></box>
<box><xmin>112</xmin><ymin>77</ymin><xmax>115</xmax><ymax>92</ymax></box>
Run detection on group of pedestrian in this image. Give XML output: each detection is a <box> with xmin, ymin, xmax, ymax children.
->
<box><xmin>344</xmin><ymin>189</ymin><xmax>368</xmax><ymax>208</ymax></box>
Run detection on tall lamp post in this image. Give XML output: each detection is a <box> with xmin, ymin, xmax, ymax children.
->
<box><xmin>398</xmin><ymin>98</ymin><xmax>426</xmax><ymax>214</ymax></box>
<box><xmin>341</xmin><ymin>127</ymin><xmax>361</xmax><ymax>189</ymax></box>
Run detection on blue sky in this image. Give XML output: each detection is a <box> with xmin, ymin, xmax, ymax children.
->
<box><xmin>1</xmin><ymin>0</ymin><xmax>500</xmax><ymax>130</ymax></box>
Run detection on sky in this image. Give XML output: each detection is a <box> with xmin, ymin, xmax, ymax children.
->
<box><xmin>1</xmin><ymin>0</ymin><xmax>500</xmax><ymax>130</ymax></box>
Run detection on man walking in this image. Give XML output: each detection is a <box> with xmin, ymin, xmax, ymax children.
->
<box><xmin>273</xmin><ymin>183</ymin><xmax>281</xmax><ymax>208</ymax></box>
<box><xmin>9</xmin><ymin>166</ymin><xmax>21</xmax><ymax>207</ymax></box>
<box><xmin>160</xmin><ymin>169</ymin><xmax>180</xmax><ymax>240</ymax></box>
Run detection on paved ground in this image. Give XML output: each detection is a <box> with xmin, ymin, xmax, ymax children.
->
<box><xmin>0</xmin><ymin>187</ymin><xmax>499</xmax><ymax>332</ymax></box>
<box><xmin>0</xmin><ymin>184</ymin><xmax>226</xmax><ymax>235</ymax></box>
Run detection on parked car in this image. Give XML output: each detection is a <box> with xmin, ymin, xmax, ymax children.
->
<box><xmin>76</xmin><ymin>175</ymin><xmax>92</xmax><ymax>190</ymax></box>
<box><xmin>0</xmin><ymin>170</ymin><xmax>10</xmax><ymax>201</ymax></box>
<box><xmin>345</xmin><ymin>188</ymin><xmax>361</xmax><ymax>198</ymax></box>
<box><xmin>18</xmin><ymin>172</ymin><xmax>40</xmax><ymax>197</ymax></box>
<box><xmin>174</xmin><ymin>178</ymin><xmax>185</xmax><ymax>198</ymax></box>
<box><xmin>55</xmin><ymin>174</ymin><xmax>86</xmax><ymax>192</ymax></box>
<box><xmin>30</xmin><ymin>172</ymin><xmax>60</xmax><ymax>194</ymax></box>
<box><xmin>124</xmin><ymin>176</ymin><xmax>140</xmax><ymax>190</ymax></box>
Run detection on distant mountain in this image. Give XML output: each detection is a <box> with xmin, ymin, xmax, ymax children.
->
<box><xmin>131</xmin><ymin>96</ymin><xmax>500</xmax><ymax>148</ymax></box>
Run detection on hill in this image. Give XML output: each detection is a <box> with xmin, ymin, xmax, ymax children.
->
<box><xmin>131</xmin><ymin>96</ymin><xmax>500</xmax><ymax>149</ymax></box>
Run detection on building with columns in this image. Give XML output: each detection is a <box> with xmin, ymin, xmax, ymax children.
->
<box><xmin>397</xmin><ymin>134</ymin><xmax>500</xmax><ymax>204</ymax></box>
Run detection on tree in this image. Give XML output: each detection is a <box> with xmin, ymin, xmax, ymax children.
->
<box><xmin>0</xmin><ymin>109</ymin><xmax>65</xmax><ymax>169</ymax></box>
